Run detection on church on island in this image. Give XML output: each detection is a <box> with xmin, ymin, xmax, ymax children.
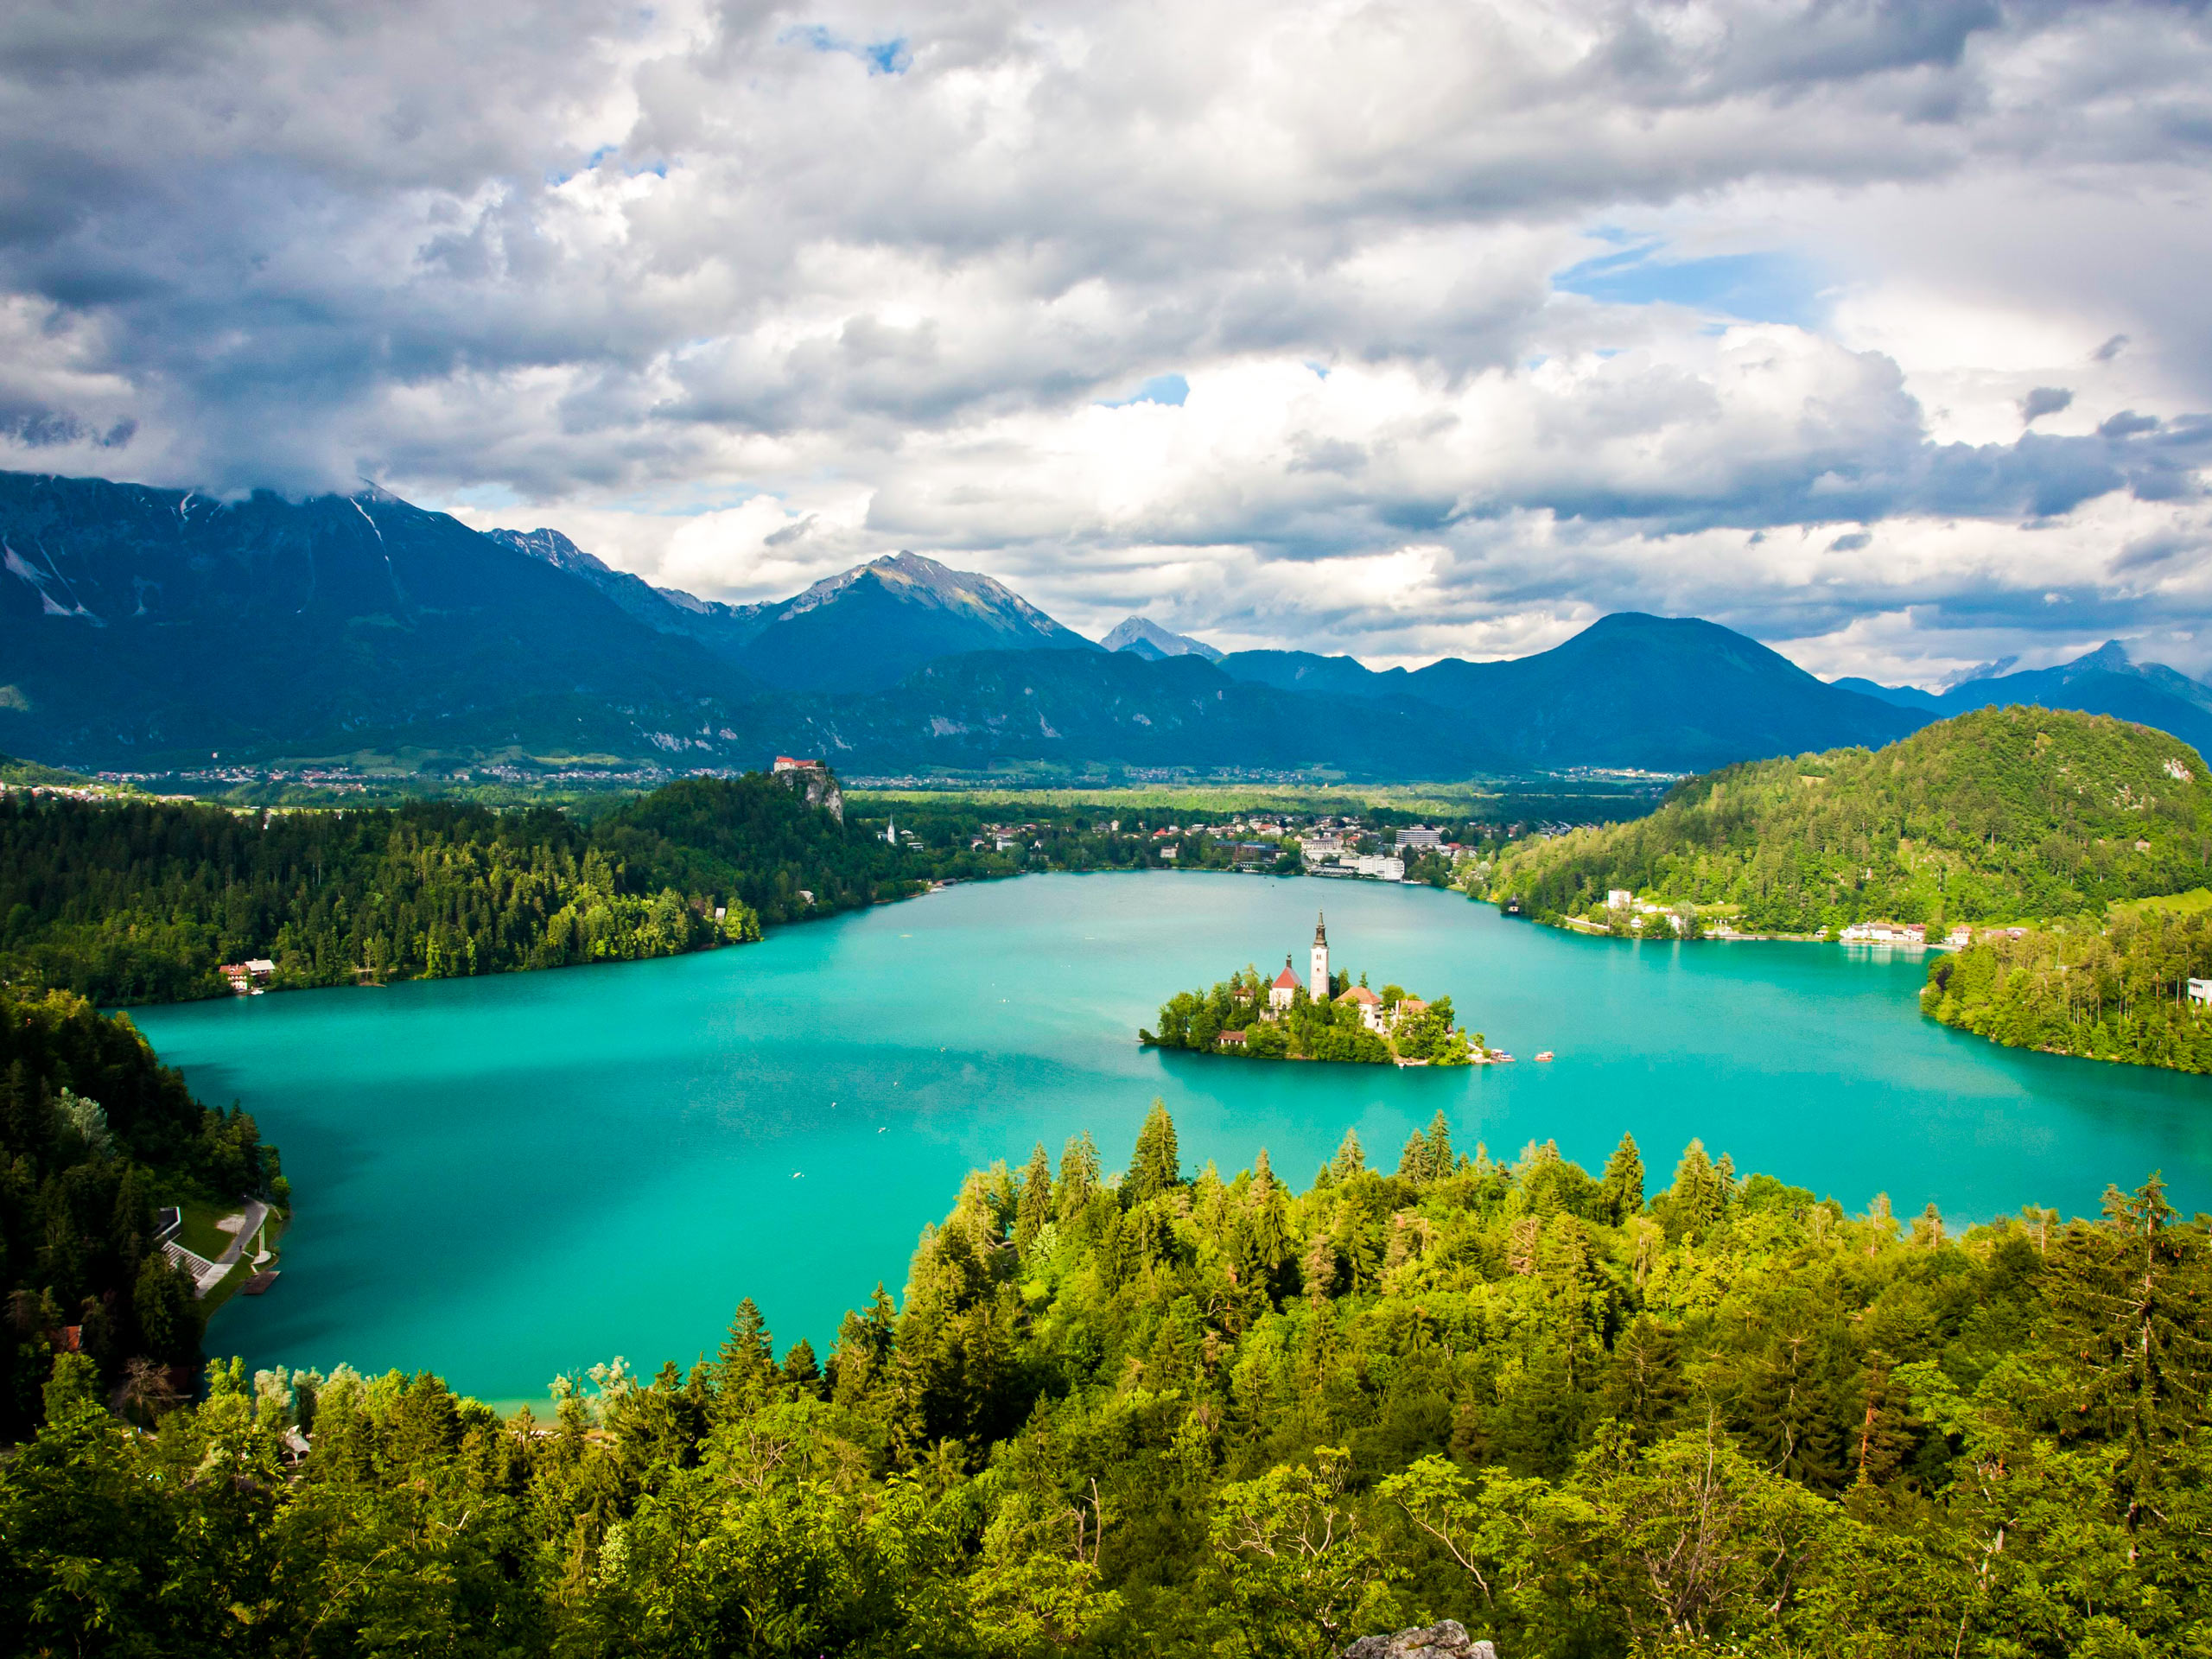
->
<box><xmin>1259</xmin><ymin>912</ymin><xmax>1431</xmax><ymax>1036</ymax></box>
<box><xmin>1148</xmin><ymin>912</ymin><xmax>1476</xmax><ymax>1065</ymax></box>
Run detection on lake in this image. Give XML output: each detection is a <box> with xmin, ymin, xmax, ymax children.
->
<box><xmin>130</xmin><ymin>872</ymin><xmax>2212</xmax><ymax>1405</ymax></box>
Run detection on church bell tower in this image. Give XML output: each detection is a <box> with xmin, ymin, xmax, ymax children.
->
<box><xmin>1309</xmin><ymin>911</ymin><xmax>1330</xmax><ymax>1000</ymax></box>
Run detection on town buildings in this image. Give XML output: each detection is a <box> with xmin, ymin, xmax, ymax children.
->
<box><xmin>1839</xmin><ymin>921</ymin><xmax>1928</xmax><ymax>944</ymax></box>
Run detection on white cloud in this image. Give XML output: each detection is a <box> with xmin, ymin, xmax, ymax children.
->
<box><xmin>0</xmin><ymin>0</ymin><xmax>2208</xmax><ymax>678</ymax></box>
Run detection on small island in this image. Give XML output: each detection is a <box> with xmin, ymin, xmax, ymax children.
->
<box><xmin>1141</xmin><ymin>911</ymin><xmax>1480</xmax><ymax>1065</ymax></box>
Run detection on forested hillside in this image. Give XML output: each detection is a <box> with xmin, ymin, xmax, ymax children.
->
<box><xmin>5</xmin><ymin>1103</ymin><xmax>2208</xmax><ymax>1656</ymax></box>
<box><xmin>1493</xmin><ymin>706</ymin><xmax>2212</xmax><ymax>932</ymax></box>
<box><xmin>0</xmin><ymin>772</ymin><xmax>934</xmax><ymax>1005</ymax></box>
<box><xmin>1923</xmin><ymin>905</ymin><xmax>2212</xmax><ymax>1071</ymax></box>
<box><xmin>0</xmin><ymin>989</ymin><xmax>276</xmax><ymax>1437</ymax></box>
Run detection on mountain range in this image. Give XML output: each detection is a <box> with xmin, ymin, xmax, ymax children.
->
<box><xmin>1101</xmin><ymin>616</ymin><xmax>1223</xmax><ymax>662</ymax></box>
<box><xmin>2</xmin><ymin>467</ymin><xmax>2204</xmax><ymax>779</ymax></box>
<box><xmin>1832</xmin><ymin>644</ymin><xmax>2212</xmax><ymax>755</ymax></box>
<box><xmin>485</xmin><ymin>530</ymin><xmax>1096</xmax><ymax>691</ymax></box>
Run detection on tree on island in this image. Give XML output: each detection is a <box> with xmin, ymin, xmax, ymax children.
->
<box><xmin>1147</xmin><ymin>966</ymin><xmax>1468</xmax><ymax>1065</ymax></box>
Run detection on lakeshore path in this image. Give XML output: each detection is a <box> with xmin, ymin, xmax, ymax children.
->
<box><xmin>215</xmin><ymin>1199</ymin><xmax>271</xmax><ymax>1271</ymax></box>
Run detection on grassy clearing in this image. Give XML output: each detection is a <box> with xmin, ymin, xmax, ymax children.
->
<box><xmin>174</xmin><ymin>1198</ymin><xmax>245</xmax><ymax>1262</ymax></box>
<box><xmin>848</xmin><ymin>780</ymin><xmax>1665</xmax><ymax>823</ymax></box>
<box><xmin>2110</xmin><ymin>887</ymin><xmax>2212</xmax><ymax>919</ymax></box>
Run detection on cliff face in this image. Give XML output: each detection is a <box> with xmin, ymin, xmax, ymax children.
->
<box><xmin>775</xmin><ymin>764</ymin><xmax>843</xmax><ymax>823</ymax></box>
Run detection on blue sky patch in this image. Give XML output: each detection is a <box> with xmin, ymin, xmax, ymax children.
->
<box><xmin>1101</xmin><ymin>372</ymin><xmax>1189</xmax><ymax>408</ymax></box>
<box><xmin>1554</xmin><ymin>241</ymin><xmax>1824</xmax><ymax>329</ymax></box>
<box><xmin>788</xmin><ymin>25</ymin><xmax>911</xmax><ymax>73</ymax></box>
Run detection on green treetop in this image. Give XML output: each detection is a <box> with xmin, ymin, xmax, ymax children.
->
<box><xmin>1126</xmin><ymin>1101</ymin><xmax>1182</xmax><ymax>1204</ymax></box>
<box><xmin>1599</xmin><ymin>1132</ymin><xmax>1645</xmax><ymax>1224</ymax></box>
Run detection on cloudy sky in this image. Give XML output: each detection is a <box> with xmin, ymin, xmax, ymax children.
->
<box><xmin>2</xmin><ymin>0</ymin><xmax>2209</xmax><ymax>682</ymax></box>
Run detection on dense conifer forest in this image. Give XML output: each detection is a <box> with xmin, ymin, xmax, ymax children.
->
<box><xmin>5</xmin><ymin>1091</ymin><xmax>2209</xmax><ymax>1656</ymax></box>
<box><xmin>1492</xmin><ymin>708</ymin><xmax>2212</xmax><ymax>933</ymax></box>
<box><xmin>0</xmin><ymin>774</ymin><xmax>945</xmax><ymax>1005</ymax></box>
<box><xmin>1923</xmin><ymin>905</ymin><xmax>2212</xmax><ymax>1071</ymax></box>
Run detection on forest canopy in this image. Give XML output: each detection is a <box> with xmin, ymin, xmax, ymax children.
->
<box><xmin>1491</xmin><ymin>707</ymin><xmax>2212</xmax><ymax>934</ymax></box>
<box><xmin>5</xmin><ymin>1098</ymin><xmax>2209</xmax><ymax>1657</ymax></box>
<box><xmin>0</xmin><ymin>772</ymin><xmax>937</xmax><ymax>1005</ymax></box>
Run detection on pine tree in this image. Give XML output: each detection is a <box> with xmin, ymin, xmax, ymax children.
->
<box><xmin>864</xmin><ymin>1282</ymin><xmax>897</xmax><ymax>1349</ymax></box>
<box><xmin>2042</xmin><ymin>1173</ymin><xmax>2212</xmax><ymax>1462</ymax></box>
<box><xmin>1126</xmin><ymin>1100</ymin><xmax>1181</xmax><ymax>1204</ymax></box>
<box><xmin>1058</xmin><ymin>1131</ymin><xmax>1101</xmax><ymax>1223</ymax></box>
<box><xmin>718</xmin><ymin>1298</ymin><xmax>775</xmax><ymax>1398</ymax></box>
<box><xmin>1302</xmin><ymin>1230</ymin><xmax>1339</xmax><ymax>1306</ymax></box>
<box><xmin>1014</xmin><ymin>1141</ymin><xmax>1053</xmax><ymax>1252</ymax></box>
<box><xmin>1330</xmin><ymin>1127</ymin><xmax>1366</xmax><ymax>1181</ymax></box>
<box><xmin>1599</xmin><ymin>1132</ymin><xmax>1645</xmax><ymax>1224</ymax></box>
<box><xmin>1397</xmin><ymin>1129</ymin><xmax>1430</xmax><ymax>1184</ymax></box>
<box><xmin>1246</xmin><ymin>1149</ymin><xmax>1294</xmax><ymax>1278</ymax></box>
<box><xmin>1662</xmin><ymin>1139</ymin><xmax>1725</xmax><ymax>1240</ymax></box>
<box><xmin>1425</xmin><ymin>1111</ymin><xmax>1453</xmax><ymax>1178</ymax></box>
<box><xmin>781</xmin><ymin>1337</ymin><xmax>821</xmax><ymax>1389</ymax></box>
<box><xmin>1599</xmin><ymin>1315</ymin><xmax>1688</xmax><ymax>1446</ymax></box>
<box><xmin>1737</xmin><ymin>1331</ymin><xmax>1847</xmax><ymax>1491</ymax></box>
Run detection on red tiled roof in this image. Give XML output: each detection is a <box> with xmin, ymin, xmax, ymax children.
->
<box><xmin>1271</xmin><ymin>965</ymin><xmax>1301</xmax><ymax>988</ymax></box>
<box><xmin>1338</xmin><ymin>985</ymin><xmax>1380</xmax><ymax>1004</ymax></box>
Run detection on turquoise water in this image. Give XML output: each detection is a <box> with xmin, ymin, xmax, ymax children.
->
<box><xmin>130</xmin><ymin>873</ymin><xmax>2212</xmax><ymax>1403</ymax></box>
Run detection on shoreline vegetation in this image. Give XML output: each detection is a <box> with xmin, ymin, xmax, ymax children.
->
<box><xmin>1143</xmin><ymin>967</ymin><xmax>1476</xmax><ymax>1065</ymax></box>
<box><xmin>0</xmin><ymin>761</ymin><xmax>1520</xmax><ymax>1009</ymax></box>
<box><xmin>1923</xmin><ymin>904</ymin><xmax>2212</xmax><ymax>1072</ymax></box>
<box><xmin>1484</xmin><ymin>706</ymin><xmax>2212</xmax><ymax>1074</ymax></box>
<box><xmin>0</xmin><ymin>987</ymin><xmax>283</xmax><ymax>1439</ymax></box>
<box><xmin>6</xmin><ymin>1096</ymin><xmax>2210</xmax><ymax>1656</ymax></box>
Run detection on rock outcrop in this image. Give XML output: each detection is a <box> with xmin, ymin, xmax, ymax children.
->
<box><xmin>772</xmin><ymin>760</ymin><xmax>844</xmax><ymax>823</ymax></box>
<box><xmin>1339</xmin><ymin>1621</ymin><xmax>1496</xmax><ymax>1659</ymax></box>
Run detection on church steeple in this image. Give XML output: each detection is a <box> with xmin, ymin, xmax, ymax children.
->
<box><xmin>1309</xmin><ymin>910</ymin><xmax>1331</xmax><ymax>1001</ymax></box>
